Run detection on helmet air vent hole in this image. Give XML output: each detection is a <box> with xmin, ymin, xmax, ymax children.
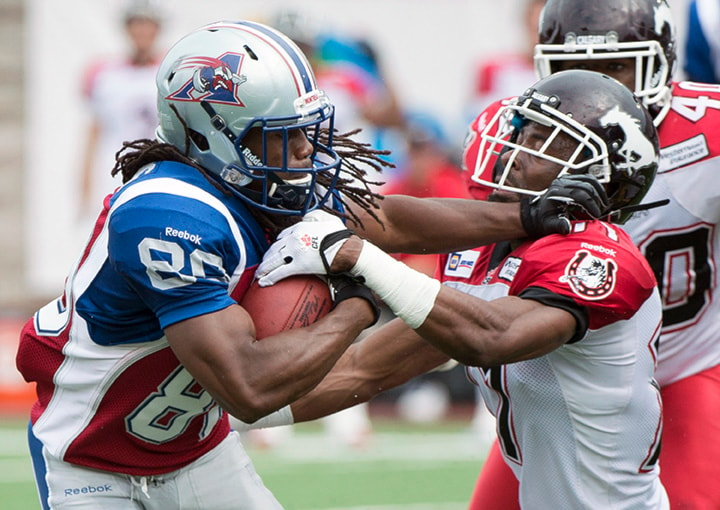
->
<box><xmin>244</xmin><ymin>45</ymin><xmax>259</xmax><ymax>60</ymax></box>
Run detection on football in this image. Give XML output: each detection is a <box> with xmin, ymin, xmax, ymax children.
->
<box><xmin>240</xmin><ymin>275</ymin><xmax>333</xmax><ymax>339</ymax></box>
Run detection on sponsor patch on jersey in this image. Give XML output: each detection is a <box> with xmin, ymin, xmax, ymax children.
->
<box><xmin>445</xmin><ymin>250</ymin><xmax>480</xmax><ymax>278</ymax></box>
<box><xmin>659</xmin><ymin>134</ymin><xmax>709</xmax><ymax>172</ymax></box>
<box><xmin>559</xmin><ymin>249</ymin><xmax>617</xmax><ymax>300</ymax></box>
<box><xmin>498</xmin><ymin>256</ymin><xmax>521</xmax><ymax>282</ymax></box>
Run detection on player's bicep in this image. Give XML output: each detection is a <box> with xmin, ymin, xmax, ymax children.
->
<box><xmin>165</xmin><ymin>304</ymin><xmax>254</xmax><ymax>383</ymax></box>
<box><xmin>421</xmin><ymin>290</ymin><xmax>580</xmax><ymax>366</ymax></box>
<box><xmin>499</xmin><ymin>298</ymin><xmax>580</xmax><ymax>361</ymax></box>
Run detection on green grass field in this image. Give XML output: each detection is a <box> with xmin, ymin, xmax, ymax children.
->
<box><xmin>0</xmin><ymin>417</ymin><xmax>490</xmax><ymax>509</ymax></box>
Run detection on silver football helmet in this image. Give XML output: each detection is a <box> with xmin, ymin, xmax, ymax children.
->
<box><xmin>156</xmin><ymin>20</ymin><xmax>342</xmax><ymax>215</ymax></box>
<box><xmin>471</xmin><ymin>70</ymin><xmax>659</xmax><ymax>224</ymax></box>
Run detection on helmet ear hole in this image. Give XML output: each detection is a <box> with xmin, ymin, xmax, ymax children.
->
<box><xmin>189</xmin><ymin>129</ymin><xmax>209</xmax><ymax>151</ymax></box>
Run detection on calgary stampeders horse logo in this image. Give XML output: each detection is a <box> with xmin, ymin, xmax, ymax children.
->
<box><xmin>167</xmin><ymin>53</ymin><xmax>248</xmax><ymax>105</ymax></box>
<box><xmin>560</xmin><ymin>249</ymin><xmax>617</xmax><ymax>300</ymax></box>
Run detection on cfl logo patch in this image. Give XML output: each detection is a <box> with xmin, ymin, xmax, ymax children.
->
<box><xmin>300</xmin><ymin>234</ymin><xmax>319</xmax><ymax>249</ymax></box>
<box><xmin>445</xmin><ymin>250</ymin><xmax>480</xmax><ymax>278</ymax></box>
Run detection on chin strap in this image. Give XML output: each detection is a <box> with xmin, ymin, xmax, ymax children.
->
<box><xmin>266</xmin><ymin>172</ymin><xmax>313</xmax><ymax>210</ymax></box>
<box><xmin>201</xmin><ymin>100</ymin><xmax>237</xmax><ymax>143</ymax></box>
<box><xmin>230</xmin><ymin>181</ymin><xmax>314</xmax><ymax>212</ymax></box>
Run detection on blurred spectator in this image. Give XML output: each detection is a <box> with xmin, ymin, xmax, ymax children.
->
<box><xmin>464</xmin><ymin>0</ymin><xmax>545</xmax><ymax>121</ymax></box>
<box><xmin>683</xmin><ymin>0</ymin><xmax>720</xmax><ymax>83</ymax></box>
<box><xmin>314</xmin><ymin>34</ymin><xmax>408</xmax><ymax>186</ymax></box>
<box><xmin>273</xmin><ymin>10</ymin><xmax>407</xmax><ymax>187</ymax></box>
<box><xmin>79</xmin><ymin>0</ymin><xmax>163</xmax><ymax>222</ymax></box>
<box><xmin>383</xmin><ymin>113</ymin><xmax>470</xmax><ymax>276</ymax></box>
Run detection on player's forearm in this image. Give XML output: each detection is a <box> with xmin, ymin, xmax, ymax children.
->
<box><xmin>168</xmin><ymin>300</ymin><xmax>373</xmax><ymax>423</ymax></box>
<box><xmin>355</xmin><ymin>196</ymin><xmax>525</xmax><ymax>253</ymax></box>
<box><xmin>290</xmin><ymin>369</ymin><xmax>372</xmax><ymax>423</ymax></box>
<box><xmin>333</xmin><ymin>240</ymin><xmax>576</xmax><ymax>366</ymax></box>
<box><xmin>291</xmin><ymin>321</ymin><xmax>449</xmax><ymax>422</ymax></box>
<box><xmin>235</xmin><ymin>300</ymin><xmax>374</xmax><ymax>420</ymax></box>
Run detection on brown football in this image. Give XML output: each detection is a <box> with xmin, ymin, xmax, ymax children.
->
<box><xmin>240</xmin><ymin>275</ymin><xmax>333</xmax><ymax>339</ymax></box>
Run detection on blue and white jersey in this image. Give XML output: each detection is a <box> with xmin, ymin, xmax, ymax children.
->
<box><xmin>17</xmin><ymin>161</ymin><xmax>277</xmax><ymax>474</ymax></box>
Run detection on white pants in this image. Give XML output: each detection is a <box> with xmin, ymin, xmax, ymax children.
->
<box><xmin>31</xmin><ymin>430</ymin><xmax>283</xmax><ymax>509</ymax></box>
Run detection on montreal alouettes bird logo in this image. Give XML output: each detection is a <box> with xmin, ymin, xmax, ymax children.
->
<box><xmin>167</xmin><ymin>53</ymin><xmax>248</xmax><ymax>105</ymax></box>
<box><xmin>559</xmin><ymin>249</ymin><xmax>617</xmax><ymax>300</ymax></box>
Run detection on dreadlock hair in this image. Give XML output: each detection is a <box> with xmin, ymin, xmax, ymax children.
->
<box><xmin>111</xmin><ymin>112</ymin><xmax>392</xmax><ymax>239</ymax></box>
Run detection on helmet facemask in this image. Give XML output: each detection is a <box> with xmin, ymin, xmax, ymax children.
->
<box><xmin>472</xmin><ymin>91</ymin><xmax>611</xmax><ymax>200</ymax></box>
<box><xmin>534</xmin><ymin>37</ymin><xmax>671</xmax><ymax>112</ymax></box>
<box><xmin>472</xmin><ymin>71</ymin><xmax>659</xmax><ymax>224</ymax></box>
<box><xmin>199</xmin><ymin>91</ymin><xmax>343</xmax><ymax>215</ymax></box>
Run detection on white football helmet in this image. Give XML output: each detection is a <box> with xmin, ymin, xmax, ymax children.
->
<box><xmin>156</xmin><ymin>20</ymin><xmax>342</xmax><ymax>215</ymax></box>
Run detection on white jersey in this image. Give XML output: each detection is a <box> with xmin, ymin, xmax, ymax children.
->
<box><xmin>82</xmin><ymin>57</ymin><xmax>160</xmax><ymax>206</ymax></box>
<box><xmin>622</xmin><ymin>81</ymin><xmax>720</xmax><ymax>386</ymax></box>
<box><xmin>441</xmin><ymin>221</ymin><xmax>668</xmax><ymax>509</ymax></box>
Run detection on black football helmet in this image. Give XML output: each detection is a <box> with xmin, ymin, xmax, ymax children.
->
<box><xmin>535</xmin><ymin>0</ymin><xmax>676</xmax><ymax>121</ymax></box>
<box><xmin>471</xmin><ymin>70</ymin><xmax>659</xmax><ymax>224</ymax></box>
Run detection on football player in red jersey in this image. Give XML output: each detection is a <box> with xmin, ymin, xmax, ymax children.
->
<box><xmin>256</xmin><ymin>69</ymin><xmax>669</xmax><ymax>509</ymax></box>
<box><xmin>465</xmin><ymin>0</ymin><xmax>720</xmax><ymax>508</ymax></box>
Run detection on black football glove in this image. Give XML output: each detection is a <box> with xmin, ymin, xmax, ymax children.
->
<box><xmin>520</xmin><ymin>174</ymin><xmax>609</xmax><ymax>238</ymax></box>
<box><xmin>326</xmin><ymin>274</ymin><xmax>381</xmax><ymax>327</ymax></box>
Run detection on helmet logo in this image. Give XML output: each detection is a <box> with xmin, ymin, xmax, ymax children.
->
<box><xmin>168</xmin><ymin>53</ymin><xmax>248</xmax><ymax>105</ymax></box>
<box><xmin>599</xmin><ymin>106</ymin><xmax>656</xmax><ymax>175</ymax></box>
<box><xmin>560</xmin><ymin>249</ymin><xmax>617</xmax><ymax>300</ymax></box>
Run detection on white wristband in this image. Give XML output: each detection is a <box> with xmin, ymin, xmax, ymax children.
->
<box><xmin>351</xmin><ymin>241</ymin><xmax>441</xmax><ymax>329</ymax></box>
<box><xmin>232</xmin><ymin>405</ymin><xmax>294</xmax><ymax>432</ymax></box>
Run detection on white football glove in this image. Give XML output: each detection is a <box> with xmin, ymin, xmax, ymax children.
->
<box><xmin>257</xmin><ymin>210</ymin><xmax>352</xmax><ymax>287</ymax></box>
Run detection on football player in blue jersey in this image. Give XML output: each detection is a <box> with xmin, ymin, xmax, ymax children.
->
<box><xmin>17</xmin><ymin>20</ymin><xmax>605</xmax><ymax>509</ymax></box>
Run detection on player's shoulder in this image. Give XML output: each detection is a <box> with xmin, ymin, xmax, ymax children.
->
<box><xmin>659</xmin><ymin>81</ymin><xmax>720</xmax><ymax>170</ymax></box>
<box><xmin>519</xmin><ymin>222</ymin><xmax>656</xmax><ymax>316</ymax></box>
<box><xmin>115</xmin><ymin>161</ymin><xmax>223</xmax><ymax>204</ymax></box>
<box><xmin>526</xmin><ymin>221</ymin><xmax>653</xmax><ymax>279</ymax></box>
<box><xmin>537</xmin><ymin>220</ymin><xmax>640</xmax><ymax>251</ymax></box>
<box><xmin>664</xmin><ymin>81</ymin><xmax>720</xmax><ymax>128</ymax></box>
<box><xmin>109</xmin><ymin>160</ymin><xmax>254</xmax><ymax>236</ymax></box>
<box><xmin>671</xmin><ymin>80</ymin><xmax>720</xmax><ymax>100</ymax></box>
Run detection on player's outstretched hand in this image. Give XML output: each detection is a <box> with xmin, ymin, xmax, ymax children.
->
<box><xmin>520</xmin><ymin>174</ymin><xmax>609</xmax><ymax>237</ymax></box>
<box><xmin>257</xmin><ymin>210</ymin><xmax>352</xmax><ymax>287</ymax></box>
